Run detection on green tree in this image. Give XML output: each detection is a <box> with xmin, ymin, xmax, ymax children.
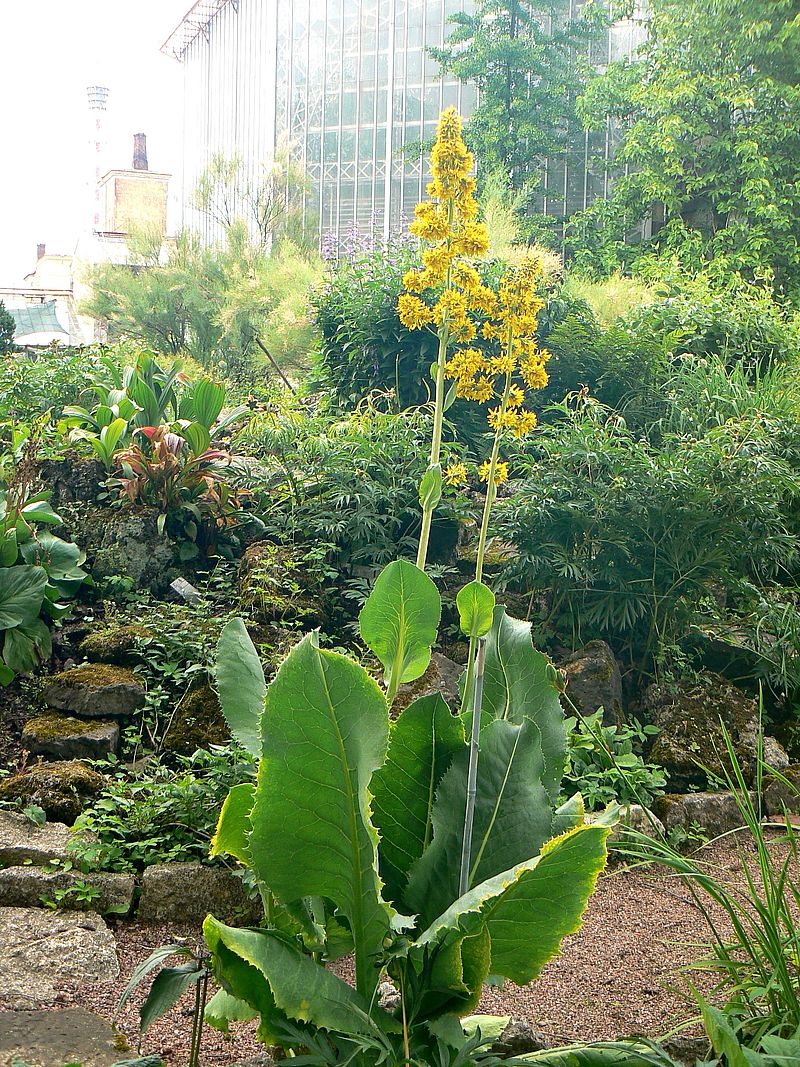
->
<box><xmin>579</xmin><ymin>0</ymin><xmax>800</xmax><ymax>288</ymax></box>
<box><xmin>0</xmin><ymin>300</ymin><xmax>15</xmax><ymax>355</ymax></box>
<box><xmin>433</xmin><ymin>0</ymin><xmax>607</xmax><ymax>191</ymax></box>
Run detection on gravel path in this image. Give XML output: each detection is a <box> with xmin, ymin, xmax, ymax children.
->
<box><xmin>1</xmin><ymin>840</ymin><xmax>762</xmax><ymax>1065</ymax></box>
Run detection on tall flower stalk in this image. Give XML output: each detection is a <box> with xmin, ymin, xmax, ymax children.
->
<box><xmin>400</xmin><ymin>109</ymin><xmax>552</xmax><ymax>897</ymax></box>
<box><xmin>397</xmin><ymin>107</ymin><xmax>491</xmax><ymax>572</ymax></box>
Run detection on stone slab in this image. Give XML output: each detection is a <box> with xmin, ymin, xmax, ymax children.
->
<box><xmin>42</xmin><ymin>664</ymin><xmax>145</xmax><ymax>718</ymax></box>
<box><xmin>22</xmin><ymin>714</ymin><xmax>121</xmax><ymax>761</ymax></box>
<box><xmin>0</xmin><ymin>867</ymin><xmax>134</xmax><ymax>915</ymax></box>
<box><xmin>0</xmin><ymin>1007</ymin><xmax>121</xmax><ymax>1067</ymax></box>
<box><xmin>0</xmin><ymin>810</ymin><xmax>97</xmax><ymax>867</ymax></box>
<box><xmin>654</xmin><ymin>790</ymin><xmax>752</xmax><ymax>838</ymax></box>
<box><xmin>0</xmin><ymin>906</ymin><xmax>119</xmax><ymax>1008</ymax></box>
<box><xmin>138</xmin><ymin>862</ymin><xmax>260</xmax><ymax>926</ymax></box>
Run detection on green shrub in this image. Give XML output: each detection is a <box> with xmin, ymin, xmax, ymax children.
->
<box><xmin>70</xmin><ymin>747</ymin><xmax>255</xmax><ymax>871</ymax></box>
<box><xmin>495</xmin><ymin>395</ymin><xmax>800</xmax><ymax>671</ymax></box>
<box><xmin>562</xmin><ymin>711</ymin><xmax>666</xmax><ymax>810</ymax></box>
<box><xmin>235</xmin><ymin>401</ymin><xmax>468</xmax><ymax>573</ymax></box>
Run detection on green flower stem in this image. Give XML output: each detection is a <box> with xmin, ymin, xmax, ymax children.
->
<box><xmin>458</xmin><ymin>634</ymin><xmax>487</xmax><ymax>897</ymax></box>
<box><xmin>416</xmin><ymin>216</ymin><xmax>454</xmax><ymax>573</ymax></box>
<box><xmin>474</xmin><ymin>367</ymin><xmax>513</xmax><ymax>583</ymax></box>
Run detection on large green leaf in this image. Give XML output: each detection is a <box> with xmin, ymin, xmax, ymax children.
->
<box><xmin>0</xmin><ymin>566</ymin><xmax>48</xmax><ymax>629</ymax></box>
<box><xmin>210</xmin><ymin>782</ymin><xmax>255</xmax><ymax>866</ymax></box>
<box><xmin>20</xmin><ymin>532</ymin><xmax>85</xmax><ymax>578</ymax></box>
<box><xmin>249</xmin><ymin>632</ymin><xmax>393</xmax><ymax>997</ymax></box>
<box><xmin>481</xmin><ymin>607</ymin><xmax>566</xmax><ymax>803</ymax></box>
<box><xmin>405</xmin><ymin>718</ymin><xmax>552</xmax><ymax>927</ymax></box>
<box><xmin>204</xmin><ymin>988</ymin><xmax>258</xmax><ymax>1032</ymax></box>
<box><xmin>192</xmin><ymin>378</ymin><xmax>226</xmax><ymax>428</ymax></box>
<box><xmin>3</xmin><ymin>618</ymin><xmax>52</xmax><ymax>674</ymax></box>
<box><xmin>416</xmin><ymin>817</ymin><xmax>614</xmax><ymax>985</ymax></box>
<box><xmin>140</xmin><ymin>963</ymin><xmax>203</xmax><ymax>1034</ymax></box>
<box><xmin>215</xmin><ymin>619</ymin><xmax>265</xmax><ymax>759</ymax></box>
<box><xmin>204</xmin><ymin>918</ymin><xmax>400</xmax><ymax>1040</ymax></box>
<box><xmin>372</xmin><ymin>694</ymin><xmax>464</xmax><ymax>908</ymax></box>
<box><xmin>456</xmin><ymin>581</ymin><xmax>496</xmax><ymax>639</ymax></box>
<box><xmin>359</xmin><ymin>559</ymin><xmax>441</xmax><ymax>698</ymax></box>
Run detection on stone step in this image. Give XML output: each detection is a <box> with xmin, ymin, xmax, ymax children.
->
<box><xmin>0</xmin><ymin>810</ymin><xmax>98</xmax><ymax>867</ymax></box>
<box><xmin>42</xmin><ymin>663</ymin><xmax>145</xmax><ymax>718</ymax></box>
<box><xmin>0</xmin><ymin>761</ymin><xmax>106</xmax><ymax>825</ymax></box>
<box><xmin>0</xmin><ymin>1007</ymin><xmax>123</xmax><ymax>1067</ymax></box>
<box><xmin>0</xmin><ymin>866</ymin><xmax>134</xmax><ymax>915</ymax></box>
<box><xmin>22</xmin><ymin>713</ymin><xmax>121</xmax><ymax>761</ymax></box>
<box><xmin>0</xmin><ymin>906</ymin><xmax>119</xmax><ymax>1008</ymax></box>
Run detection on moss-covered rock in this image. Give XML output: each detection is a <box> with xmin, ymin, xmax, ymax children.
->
<box><xmin>394</xmin><ymin>652</ymin><xmax>463</xmax><ymax>716</ymax></box>
<box><xmin>58</xmin><ymin>503</ymin><xmax>177</xmax><ymax>592</ymax></box>
<box><xmin>238</xmin><ymin>541</ymin><xmax>325</xmax><ymax>626</ymax></box>
<box><xmin>21</xmin><ymin>714</ymin><xmax>120</xmax><ymax>761</ymax></box>
<box><xmin>162</xmin><ymin>682</ymin><xmax>229</xmax><ymax>754</ymax></box>
<box><xmin>79</xmin><ymin>625</ymin><xmax>149</xmax><ymax>666</ymax></box>
<box><xmin>42</xmin><ymin>663</ymin><xmax>145</xmax><ymax>718</ymax></box>
<box><xmin>562</xmin><ymin>640</ymin><xmax>624</xmax><ymax>726</ymax></box>
<box><xmin>646</xmin><ymin>672</ymin><xmax>760</xmax><ymax>790</ymax></box>
<box><xmin>0</xmin><ymin>761</ymin><xmax>106</xmax><ymax>825</ymax></box>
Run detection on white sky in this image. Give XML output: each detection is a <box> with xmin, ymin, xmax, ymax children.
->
<box><xmin>0</xmin><ymin>0</ymin><xmax>191</xmax><ymax>285</ymax></box>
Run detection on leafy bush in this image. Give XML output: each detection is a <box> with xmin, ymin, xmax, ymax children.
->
<box><xmin>0</xmin><ymin>429</ymin><xmax>88</xmax><ymax>684</ymax></box>
<box><xmin>235</xmin><ymin>401</ymin><xmax>467</xmax><ymax>572</ymax></box>
<box><xmin>562</xmin><ymin>272</ymin><xmax>656</xmax><ymax>326</ymax></box>
<box><xmin>70</xmin><ymin>747</ymin><xmax>255</xmax><ymax>871</ymax></box>
<box><xmin>496</xmin><ymin>395</ymin><xmax>800</xmax><ymax>671</ymax></box>
<box><xmin>562</xmin><ymin>711</ymin><xmax>666</xmax><ymax>809</ymax></box>
<box><xmin>0</xmin><ymin>345</ymin><xmax>112</xmax><ymax>423</ymax></box>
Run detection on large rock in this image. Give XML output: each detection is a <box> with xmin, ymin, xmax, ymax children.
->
<box><xmin>162</xmin><ymin>682</ymin><xmax>229</xmax><ymax>754</ymax></box>
<box><xmin>60</xmin><ymin>503</ymin><xmax>177</xmax><ymax>592</ymax></box>
<box><xmin>79</xmin><ymin>624</ymin><xmax>149</xmax><ymax>666</ymax></box>
<box><xmin>0</xmin><ymin>867</ymin><xmax>134</xmax><ymax>915</ymax></box>
<box><xmin>22</xmin><ymin>713</ymin><xmax>120</xmax><ymax>761</ymax></box>
<box><xmin>42</xmin><ymin>663</ymin><xmax>145</xmax><ymax>718</ymax></box>
<box><xmin>138</xmin><ymin>862</ymin><xmax>260</xmax><ymax>926</ymax></box>
<box><xmin>395</xmin><ymin>652</ymin><xmax>462</xmax><ymax>715</ymax></box>
<box><xmin>492</xmin><ymin>1019</ymin><xmax>549</xmax><ymax>1055</ymax></box>
<box><xmin>0</xmin><ymin>761</ymin><xmax>106</xmax><ymax>825</ymax></box>
<box><xmin>562</xmin><ymin>640</ymin><xmax>624</xmax><ymax>725</ymax></box>
<box><xmin>654</xmin><ymin>791</ymin><xmax>750</xmax><ymax>838</ymax></box>
<box><xmin>0</xmin><ymin>907</ymin><xmax>119</xmax><ymax>1008</ymax></box>
<box><xmin>0</xmin><ymin>810</ymin><xmax>98</xmax><ymax>867</ymax></box>
<box><xmin>645</xmin><ymin>673</ymin><xmax>760</xmax><ymax>790</ymax></box>
<box><xmin>764</xmin><ymin>765</ymin><xmax>800</xmax><ymax>816</ymax></box>
<box><xmin>36</xmin><ymin>454</ymin><xmax>105</xmax><ymax>505</ymax></box>
<box><xmin>0</xmin><ymin>1007</ymin><xmax>122</xmax><ymax>1067</ymax></box>
<box><xmin>238</xmin><ymin>541</ymin><xmax>325</xmax><ymax>626</ymax></box>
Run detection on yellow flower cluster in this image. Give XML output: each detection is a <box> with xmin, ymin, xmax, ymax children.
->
<box><xmin>479</xmin><ymin>460</ymin><xmax>509</xmax><ymax>486</ymax></box>
<box><xmin>397</xmin><ymin>107</ymin><xmax>490</xmax><ymax>334</ymax></box>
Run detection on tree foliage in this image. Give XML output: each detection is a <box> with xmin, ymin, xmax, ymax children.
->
<box><xmin>433</xmin><ymin>0</ymin><xmax>607</xmax><ymax>190</ymax></box>
<box><xmin>0</xmin><ymin>300</ymin><xmax>15</xmax><ymax>355</ymax></box>
<box><xmin>579</xmin><ymin>0</ymin><xmax>800</xmax><ymax>289</ymax></box>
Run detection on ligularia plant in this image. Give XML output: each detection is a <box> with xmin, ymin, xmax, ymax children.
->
<box><xmin>200</xmin><ymin>110</ymin><xmax>617</xmax><ymax>1067</ymax></box>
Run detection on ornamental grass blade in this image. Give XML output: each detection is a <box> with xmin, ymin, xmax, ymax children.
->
<box><xmin>405</xmin><ymin>719</ymin><xmax>552</xmax><ymax>927</ymax></box>
<box><xmin>480</xmin><ymin>607</ymin><xmax>566</xmax><ymax>804</ymax></box>
<box><xmin>249</xmin><ymin>633</ymin><xmax>393</xmax><ymax>997</ymax></box>
<box><xmin>215</xmin><ymin>619</ymin><xmax>265</xmax><ymax>759</ymax></box>
<box><xmin>371</xmin><ymin>694</ymin><xmax>464</xmax><ymax>908</ymax></box>
<box><xmin>359</xmin><ymin>559</ymin><xmax>441</xmax><ymax>699</ymax></box>
<box><xmin>416</xmin><ymin>815</ymin><xmax>615</xmax><ymax>985</ymax></box>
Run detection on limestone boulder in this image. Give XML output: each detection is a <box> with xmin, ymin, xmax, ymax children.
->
<box><xmin>0</xmin><ymin>907</ymin><xmax>119</xmax><ymax>1008</ymax></box>
<box><xmin>36</xmin><ymin>454</ymin><xmax>106</xmax><ymax>505</ymax></box>
<box><xmin>138</xmin><ymin>862</ymin><xmax>261</xmax><ymax>926</ymax></box>
<box><xmin>562</xmin><ymin>640</ymin><xmax>624</xmax><ymax>725</ymax></box>
<box><xmin>0</xmin><ymin>866</ymin><xmax>134</xmax><ymax>915</ymax></box>
<box><xmin>79</xmin><ymin>624</ymin><xmax>149</xmax><ymax>666</ymax></box>
<box><xmin>0</xmin><ymin>761</ymin><xmax>106</xmax><ymax>825</ymax></box>
<box><xmin>0</xmin><ymin>810</ymin><xmax>98</xmax><ymax>867</ymax></box>
<box><xmin>395</xmin><ymin>652</ymin><xmax>463</xmax><ymax>715</ymax></box>
<box><xmin>654</xmin><ymin>790</ymin><xmax>750</xmax><ymax>838</ymax></box>
<box><xmin>42</xmin><ymin>663</ymin><xmax>145</xmax><ymax>718</ymax></box>
<box><xmin>22</xmin><ymin>713</ymin><xmax>120</xmax><ymax>761</ymax></box>
<box><xmin>645</xmin><ymin>673</ymin><xmax>760</xmax><ymax>789</ymax></box>
<box><xmin>59</xmin><ymin>502</ymin><xmax>177</xmax><ymax>592</ymax></box>
<box><xmin>764</xmin><ymin>765</ymin><xmax>800</xmax><ymax>817</ymax></box>
<box><xmin>238</xmin><ymin>541</ymin><xmax>325</xmax><ymax>626</ymax></box>
<box><xmin>162</xmin><ymin>682</ymin><xmax>229</xmax><ymax>754</ymax></box>
<box><xmin>0</xmin><ymin>1007</ymin><xmax>123</xmax><ymax>1067</ymax></box>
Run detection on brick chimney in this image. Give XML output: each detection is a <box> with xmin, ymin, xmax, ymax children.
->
<box><xmin>132</xmin><ymin>133</ymin><xmax>148</xmax><ymax>171</ymax></box>
<box><xmin>36</xmin><ymin>243</ymin><xmax>46</xmax><ymax>260</ymax></box>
